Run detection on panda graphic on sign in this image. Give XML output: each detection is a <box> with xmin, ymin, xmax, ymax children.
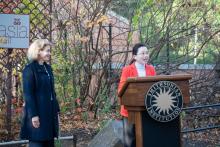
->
<box><xmin>145</xmin><ymin>81</ymin><xmax>183</xmax><ymax>122</ymax></box>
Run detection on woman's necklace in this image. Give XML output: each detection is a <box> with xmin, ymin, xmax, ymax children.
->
<box><xmin>43</xmin><ymin>64</ymin><xmax>50</xmax><ymax>79</ymax></box>
<box><xmin>43</xmin><ymin>64</ymin><xmax>53</xmax><ymax>100</ymax></box>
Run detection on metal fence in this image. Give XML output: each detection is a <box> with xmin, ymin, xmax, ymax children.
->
<box><xmin>0</xmin><ymin>0</ymin><xmax>52</xmax><ymax>41</ymax></box>
<box><xmin>182</xmin><ymin>103</ymin><xmax>220</xmax><ymax>133</ymax></box>
<box><xmin>0</xmin><ymin>135</ymin><xmax>77</xmax><ymax>147</ymax></box>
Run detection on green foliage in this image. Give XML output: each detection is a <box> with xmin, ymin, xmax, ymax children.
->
<box><xmin>97</xmin><ymin>119</ymin><xmax>109</xmax><ymax>132</ymax></box>
<box><xmin>55</xmin><ymin>139</ymin><xmax>61</xmax><ymax>147</ymax></box>
<box><xmin>51</xmin><ymin>0</ymin><xmax>115</xmax><ymax>116</ymax></box>
<box><xmin>52</xmin><ymin>42</ymin><xmax>79</xmax><ymax>104</ymax></box>
<box><xmin>126</xmin><ymin>0</ymin><xmax>220</xmax><ymax>65</ymax></box>
<box><xmin>82</xmin><ymin>111</ymin><xmax>88</xmax><ymax>122</ymax></box>
<box><xmin>13</xmin><ymin>0</ymin><xmax>50</xmax><ymax>37</ymax></box>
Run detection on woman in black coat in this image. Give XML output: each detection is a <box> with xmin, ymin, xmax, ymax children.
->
<box><xmin>20</xmin><ymin>39</ymin><xmax>60</xmax><ymax>147</ymax></box>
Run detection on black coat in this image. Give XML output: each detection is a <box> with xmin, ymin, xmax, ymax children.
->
<box><xmin>20</xmin><ymin>61</ymin><xmax>60</xmax><ymax>141</ymax></box>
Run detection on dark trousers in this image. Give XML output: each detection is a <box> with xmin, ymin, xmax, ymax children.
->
<box><xmin>123</xmin><ymin>117</ymin><xmax>135</xmax><ymax>147</ymax></box>
<box><xmin>29</xmin><ymin>140</ymin><xmax>54</xmax><ymax>147</ymax></box>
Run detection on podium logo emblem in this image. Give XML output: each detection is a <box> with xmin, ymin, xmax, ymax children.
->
<box><xmin>145</xmin><ymin>81</ymin><xmax>183</xmax><ymax>122</ymax></box>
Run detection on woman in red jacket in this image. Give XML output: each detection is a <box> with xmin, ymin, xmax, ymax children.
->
<box><xmin>118</xmin><ymin>43</ymin><xmax>156</xmax><ymax>147</ymax></box>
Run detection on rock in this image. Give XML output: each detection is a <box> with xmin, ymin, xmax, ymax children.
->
<box><xmin>88</xmin><ymin>119</ymin><xmax>123</xmax><ymax>147</ymax></box>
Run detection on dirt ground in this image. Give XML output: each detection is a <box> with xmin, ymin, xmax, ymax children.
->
<box><xmin>60</xmin><ymin>128</ymin><xmax>97</xmax><ymax>147</ymax></box>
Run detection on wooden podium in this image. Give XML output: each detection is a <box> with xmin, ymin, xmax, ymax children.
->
<box><xmin>118</xmin><ymin>74</ymin><xmax>192</xmax><ymax>147</ymax></box>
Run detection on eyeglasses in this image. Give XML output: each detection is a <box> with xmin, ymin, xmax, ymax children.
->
<box><xmin>136</xmin><ymin>52</ymin><xmax>149</xmax><ymax>56</ymax></box>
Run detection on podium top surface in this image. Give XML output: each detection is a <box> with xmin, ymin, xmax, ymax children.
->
<box><xmin>118</xmin><ymin>74</ymin><xmax>192</xmax><ymax>97</ymax></box>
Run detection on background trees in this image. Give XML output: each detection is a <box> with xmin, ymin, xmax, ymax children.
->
<box><xmin>0</xmin><ymin>0</ymin><xmax>220</xmax><ymax>144</ymax></box>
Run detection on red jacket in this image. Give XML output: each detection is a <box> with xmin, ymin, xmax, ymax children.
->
<box><xmin>118</xmin><ymin>63</ymin><xmax>156</xmax><ymax>117</ymax></box>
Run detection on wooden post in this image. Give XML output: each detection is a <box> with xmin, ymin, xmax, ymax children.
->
<box><xmin>6</xmin><ymin>48</ymin><xmax>13</xmax><ymax>140</ymax></box>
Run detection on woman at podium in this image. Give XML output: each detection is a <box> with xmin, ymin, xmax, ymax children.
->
<box><xmin>118</xmin><ymin>43</ymin><xmax>156</xmax><ymax>147</ymax></box>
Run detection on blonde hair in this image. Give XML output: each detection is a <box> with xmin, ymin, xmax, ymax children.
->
<box><xmin>27</xmin><ymin>39</ymin><xmax>52</xmax><ymax>61</ymax></box>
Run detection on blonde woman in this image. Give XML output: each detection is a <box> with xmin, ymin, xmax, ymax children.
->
<box><xmin>20</xmin><ymin>39</ymin><xmax>60</xmax><ymax>147</ymax></box>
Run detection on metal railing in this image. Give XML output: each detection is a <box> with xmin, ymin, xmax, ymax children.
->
<box><xmin>0</xmin><ymin>135</ymin><xmax>77</xmax><ymax>147</ymax></box>
<box><xmin>181</xmin><ymin>103</ymin><xmax>220</xmax><ymax>133</ymax></box>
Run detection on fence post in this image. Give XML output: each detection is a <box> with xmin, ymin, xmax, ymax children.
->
<box><xmin>73</xmin><ymin>134</ymin><xmax>77</xmax><ymax>147</ymax></box>
<box><xmin>6</xmin><ymin>48</ymin><xmax>13</xmax><ymax>140</ymax></box>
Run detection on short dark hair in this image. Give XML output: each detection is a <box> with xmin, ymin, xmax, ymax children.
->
<box><xmin>132</xmin><ymin>43</ymin><xmax>146</xmax><ymax>55</ymax></box>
